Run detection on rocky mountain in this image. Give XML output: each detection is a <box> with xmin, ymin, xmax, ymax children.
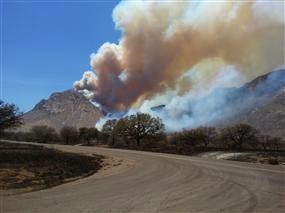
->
<box><xmin>151</xmin><ymin>69</ymin><xmax>285</xmax><ymax>139</ymax></box>
<box><xmin>21</xmin><ymin>90</ymin><xmax>103</xmax><ymax>131</ymax></box>
<box><xmin>235</xmin><ymin>70</ymin><xmax>285</xmax><ymax>138</ymax></box>
<box><xmin>191</xmin><ymin>69</ymin><xmax>285</xmax><ymax>139</ymax></box>
<box><xmin>239</xmin><ymin>87</ymin><xmax>285</xmax><ymax>138</ymax></box>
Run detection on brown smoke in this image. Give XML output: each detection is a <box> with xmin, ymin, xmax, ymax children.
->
<box><xmin>74</xmin><ymin>0</ymin><xmax>284</xmax><ymax>112</ymax></box>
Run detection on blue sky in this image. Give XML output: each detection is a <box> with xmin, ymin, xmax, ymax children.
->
<box><xmin>1</xmin><ymin>0</ymin><xmax>121</xmax><ymax>112</ymax></box>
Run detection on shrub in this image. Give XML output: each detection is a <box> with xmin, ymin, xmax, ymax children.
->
<box><xmin>267</xmin><ymin>157</ymin><xmax>279</xmax><ymax>165</ymax></box>
<box><xmin>79</xmin><ymin>127</ymin><xmax>99</xmax><ymax>145</ymax></box>
<box><xmin>60</xmin><ymin>126</ymin><xmax>79</xmax><ymax>144</ymax></box>
<box><xmin>220</xmin><ymin>123</ymin><xmax>258</xmax><ymax>150</ymax></box>
<box><xmin>30</xmin><ymin>125</ymin><xmax>59</xmax><ymax>143</ymax></box>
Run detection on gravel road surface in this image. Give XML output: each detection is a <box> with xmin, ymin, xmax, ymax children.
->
<box><xmin>1</xmin><ymin>144</ymin><xmax>285</xmax><ymax>213</ymax></box>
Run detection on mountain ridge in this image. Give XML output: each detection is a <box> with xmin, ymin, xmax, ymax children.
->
<box><xmin>190</xmin><ymin>69</ymin><xmax>285</xmax><ymax>138</ymax></box>
<box><xmin>150</xmin><ymin>69</ymin><xmax>285</xmax><ymax>138</ymax></box>
<box><xmin>20</xmin><ymin>89</ymin><xmax>103</xmax><ymax>131</ymax></box>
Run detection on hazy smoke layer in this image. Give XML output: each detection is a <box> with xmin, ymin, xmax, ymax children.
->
<box><xmin>74</xmin><ymin>0</ymin><xmax>284</xmax><ymax>113</ymax></box>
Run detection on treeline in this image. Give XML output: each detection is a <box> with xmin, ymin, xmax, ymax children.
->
<box><xmin>1</xmin><ymin>126</ymin><xmax>99</xmax><ymax>145</ymax></box>
<box><xmin>0</xmin><ymin>100</ymin><xmax>100</xmax><ymax>145</ymax></box>
<box><xmin>1</xmin><ymin>113</ymin><xmax>165</xmax><ymax>146</ymax></box>
<box><xmin>1</xmin><ymin>113</ymin><xmax>284</xmax><ymax>153</ymax></box>
<box><xmin>101</xmin><ymin>113</ymin><xmax>165</xmax><ymax>147</ymax></box>
<box><xmin>168</xmin><ymin>124</ymin><xmax>283</xmax><ymax>154</ymax></box>
<box><xmin>0</xmin><ymin>98</ymin><xmax>284</xmax><ymax>153</ymax></box>
<box><xmin>100</xmin><ymin>114</ymin><xmax>284</xmax><ymax>153</ymax></box>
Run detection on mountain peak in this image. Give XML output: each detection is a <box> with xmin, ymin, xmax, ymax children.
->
<box><xmin>21</xmin><ymin>90</ymin><xmax>103</xmax><ymax>131</ymax></box>
<box><xmin>244</xmin><ymin>69</ymin><xmax>285</xmax><ymax>94</ymax></box>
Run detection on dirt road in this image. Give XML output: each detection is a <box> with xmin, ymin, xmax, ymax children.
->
<box><xmin>1</xmin><ymin>144</ymin><xmax>285</xmax><ymax>212</ymax></box>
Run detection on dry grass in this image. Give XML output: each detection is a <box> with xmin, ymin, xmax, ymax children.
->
<box><xmin>0</xmin><ymin>141</ymin><xmax>103</xmax><ymax>191</ymax></box>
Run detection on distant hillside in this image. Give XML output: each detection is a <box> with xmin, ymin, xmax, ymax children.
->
<box><xmin>150</xmin><ymin>69</ymin><xmax>285</xmax><ymax>139</ymax></box>
<box><xmin>196</xmin><ymin>69</ymin><xmax>285</xmax><ymax>139</ymax></box>
<box><xmin>239</xmin><ymin>87</ymin><xmax>285</xmax><ymax>138</ymax></box>
<box><xmin>21</xmin><ymin>90</ymin><xmax>103</xmax><ymax>131</ymax></box>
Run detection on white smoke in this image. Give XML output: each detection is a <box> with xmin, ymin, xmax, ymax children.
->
<box><xmin>74</xmin><ymin>0</ymin><xmax>284</xmax><ymax>131</ymax></box>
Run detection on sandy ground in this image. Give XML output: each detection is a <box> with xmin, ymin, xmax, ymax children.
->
<box><xmin>198</xmin><ymin>151</ymin><xmax>285</xmax><ymax>164</ymax></box>
<box><xmin>198</xmin><ymin>151</ymin><xmax>252</xmax><ymax>159</ymax></box>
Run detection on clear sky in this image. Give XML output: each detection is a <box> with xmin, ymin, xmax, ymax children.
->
<box><xmin>1</xmin><ymin>0</ymin><xmax>121</xmax><ymax>112</ymax></box>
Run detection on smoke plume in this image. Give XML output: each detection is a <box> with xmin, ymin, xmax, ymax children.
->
<box><xmin>74</xmin><ymin>0</ymin><xmax>284</xmax><ymax>118</ymax></box>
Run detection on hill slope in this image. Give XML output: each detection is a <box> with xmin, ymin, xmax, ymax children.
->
<box><xmin>21</xmin><ymin>90</ymin><xmax>103</xmax><ymax>131</ymax></box>
<box><xmin>196</xmin><ymin>69</ymin><xmax>285</xmax><ymax>138</ymax></box>
<box><xmin>152</xmin><ymin>69</ymin><xmax>285</xmax><ymax>138</ymax></box>
<box><xmin>238</xmin><ymin>85</ymin><xmax>285</xmax><ymax>139</ymax></box>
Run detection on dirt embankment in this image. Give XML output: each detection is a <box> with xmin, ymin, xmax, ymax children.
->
<box><xmin>0</xmin><ymin>141</ymin><xmax>103</xmax><ymax>193</ymax></box>
<box><xmin>198</xmin><ymin>151</ymin><xmax>285</xmax><ymax>165</ymax></box>
<box><xmin>229</xmin><ymin>152</ymin><xmax>285</xmax><ymax>165</ymax></box>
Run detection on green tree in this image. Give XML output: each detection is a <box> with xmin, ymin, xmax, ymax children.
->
<box><xmin>101</xmin><ymin>119</ymin><xmax>117</xmax><ymax>145</ymax></box>
<box><xmin>220</xmin><ymin>123</ymin><xmax>258</xmax><ymax>150</ymax></box>
<box><xmin>186</xmin><ymin>129</ymin><xmax>206</xmax><ymax>148</ymax></box>
<box><xmin>259</xmin><ymin>135</ymin><xmax>270</xmax><ymax>151</ymax></box>
<box><xmin>30</xmin><ymin>125</ymin><xmax>59</xmax><ymax>143</ymax></box>
<box><xmin>79</xmin><ymin>127</ymin><xmax>89</xmax><ymax>144</ymax></box>
<box><xmin>168</xmin><ymin>130</ymin><xmax>201</xmax><ymax>154</ymax></box>
<box><xmin>125</xmin><ymin>113</ymin><xmax>165</xmax><ymax>146</ymax></box>
<box><xmin>196</xmin><ymin>126</ymin><xmax>217</xmax><ymax>148</ymax></box>
<box><xmin>171</xmin><ymin>129</ymin><xmax>206</xmax><ymax>153</ymax></box>
<box><xmin>60</xmin><ymin>126</ymin><xmax>79</xmax><ymax>144</ymax></box>
<box><xmin>0</xmin><ymin>100</ymin><xmax>23</xmax><ymax>134</ymax></box>
<box><xmin>258</xmin><ymin>135</ymin><xmax>283</xmax><ymax>151</ymax></box>
<box><xmin>113</xmin><ymin>118</ymin><xmax>129</xmax><ymax>145</ymax></box>
<box><xmin>268</xmin><ymin>137</ymin><xmax>282</xmax><ymax>151</ymax></box>
<box><xmin>88</xmin><ymin>128</ymin><xmax>99</xmax><ymax>143</ymax></box>
<box><xmin>79</xmin><ymin>127</ymin><xmax>99</xmax><ymax>145</ymax></box>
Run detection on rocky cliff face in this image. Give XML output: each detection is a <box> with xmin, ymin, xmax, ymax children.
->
<box><xmin>21</xmin><ymin>90</ymin><xmax>103</xmax><ymax>131</ymax></box>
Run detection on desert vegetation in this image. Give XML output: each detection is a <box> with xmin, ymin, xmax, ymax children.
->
<box><xmin>0</xmin><ymin>100</ymin><xmax>23</xmax><ymax>135</ymax></box>
<box><xmin>98</xmin><ymin>113</ymin><xmax>284</xmax><ymax>152</ymax></box>
<box><xmin>97</xmin><ymin>113</ymin><xmax>284</xmax><ymax>165</ymax></box>
<box><xmin>0</xmin><ymin>141</ymin><xmax>103</xmax><ymax>191</ymax></box>
<box><xmin>0</xmin><ymin>100</ymin><xmax>283</xmax><ymax>164</ymax></box>
<box><xmin>0</xmin><ymin>100</ymin><xmax>104</xmax><ymax>191</ymax></box>
<box><xmin>1</xmin><ymin>110</ymin><xmax>284</xmax><ymax>153</ymax></box>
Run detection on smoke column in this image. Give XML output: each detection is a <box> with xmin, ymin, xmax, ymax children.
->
<box><xmin>74</xmin><ymin>0</ymin><xmax>284</xmax><ymax>119</ymax></box>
